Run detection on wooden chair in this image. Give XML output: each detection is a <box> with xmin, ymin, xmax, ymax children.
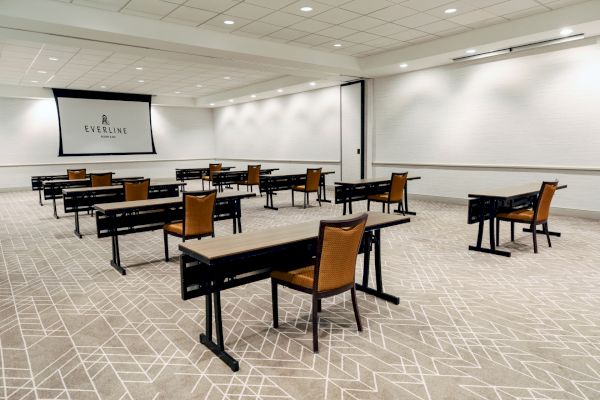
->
<box><xmin>236</xmin><ymin>165</ymin><xmax>261</xmax><ymax>194</ymax></box>
<box><xmin>367</xmin><ymin>172</ymin><xmax>407</xmax><ymax>214</ymax></box>
<box><xmin>123</xmin><ymin>179</ymin><xmax>150</xmax><ymax>201</ymax></box>
<box><xmin>67</xmin><ymin>168</ymin><xmax>86</xmax><ymax>180</ymax></box>
<box><xmin>270</xmin><ymin>213</ymin><xmax>368</xmax><ymax>353</ymax></box>
<box><xmin>496</xmin><ymin>181</ymin><xmax>558</xmax><ymax>253</ymax></box>
<box><xmin>202</xmin><ymin>163</ymin><xmax>221</xmax><ymax>190</ymax></box>
<box><xmin>90</xmin><ymin>173</ymin><xmax>112</xmax><ymax>187</ymax></box>
<box><xmin>292</xmin><ymin>168</ymin><xmax>322</xmax><ymax>208</ymax></box>
<box><xmin>163</xmin><ymin>190</ymin><xmax>216</xmax><ymax>261</ymax></box>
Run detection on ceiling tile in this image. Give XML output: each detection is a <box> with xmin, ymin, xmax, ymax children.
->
<box><xmin>368</xmin><ymin>5</ymin><xmax>418</xmax><ymax>22</ymax></box>
<box><xmin>368</xmin><ymin>22</ymin><xmax>407</xmax><ymax>36</ymax></box>
<box><xmin>485</xmin><ymin>0</ymin><xmax>541</xmax><ymax>16</ymax></box>
<box><xmin>290</xmin><ymin>18</ymin><xmax>333</xmax><ymax>32</ymax></box>
<box><xmin>266</xmin><ymin>28</ymin><xmax>308</xmax><ymax>40</ymax></box>
<box><xmin>343</xmin><ymin>31</ymin><xmax>381</xmax><ymax>44</ymax></box>
<box><xmin>396</xmin><ymin>13</ymin><xmax>440</xmax><ymax>28</ymax></box>
<box><xmin>72</xmin><ymin>0</ymin><xmax>129</xmax><ymax>11</ymax></box>
<box><xmin>237</xmin><ymin>20</ymin><xmax>285</xmax><ymax>36</ymax></box>
<box><xmin>399</xmin><ymin>0</ymin><xmax>458</xmax><ymax>12</ymax></box>
<box><xmin>340</xmin><ymin>15</ymin><xmax>385</xmax><ymax>30</ymax></box>
<box><xmin>226</xmin><ymin>2</ymin><xmax>275</xmax><ymax>19</ymax></box>
<box><xmin>259</xmin><ymin>11</ymin><xmax>305</xmax><ymax>26</ymax></box>
<box><xmin>317</xmin><ymin>25</ymin><xmax>357</xmax><ymax>39</ymax></box>
<box><xmin>339</xmin><ymin>0</ymin><xmax>394</xmax><ymax>14</ymax></box>
<box><xmin>163</xmin><ymin>6</ymin><xmax>216</xmax><ymax>25</ymax></box>
<box><xmin>183</xmin><ymin>0</ymin><xmax>241</xmax><ymax>13</ymax></box>
<box><xmin>418</xmin><ymin>19</ymin><xmax>462</xmax><ymax>34</ymax></box>
<box><xmin>312</xmin><ymin>8</ymin><xmax>361</xmax><ymax>24</ymax></box>
<box><xmin>123</xmin><ymin>0</ymin><xmax>178</xmax><ymax>17</ymax></box>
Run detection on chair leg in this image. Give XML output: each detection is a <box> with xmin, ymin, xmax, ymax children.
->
<box><xmin>312</xmin><ymin>297</ymin><xmax>319</xmax><ymax>353</ymax></box>
<box><xmin>387</xmin><ymin>202</ymin><xmax>390</xmax><ymax>214</ymax></box>
<box><xmin>304</xmin><ymin>192</ymin><xmax>307</xmax><ymax>209</ymax></box>
<box><xmin>163</xmin><ymin>231</ymin><xmax>169</xmax><ymax>262</ymax></box>
<box><xmin>496</xmin><ymin>219</ymin><xmax>500</xmax><ymax>246</ymax></box>
<box><xmin>351</xmin><ymin>287</ymin><xmax>362</xmax><ymax>332</ymax></box>
<box><xmin>291</xmin><ymin>190</ymin><xmax>295</xmax><ymax>206</ymax></box>
<box><xmin>271</xmin><ymin>280</ymin><xmax>279</xmax><ymax>328</ymax></box>
<box><xmin>382</xmin><ymin>203</ymin><xmax>385</xmax><ymax>213</ymax></box>
<box><xmin>237</xmin><ymin>184</ymin><xmax>239</xmax><ymax>190</ymax></box>
<box><xmin>367</xmin><ymin>200</ymin><xmax>370</xmax><ymax>211</ymax></box>
<box><xmin>317</xmin><ymin>299</ymin><xmax>322</xmax><ymax>312</ymax></box>
<box><xmin>511</xmin><ymin>222</ymin><xmax>515</xmax><ymax>242</ymax></box>
<box><xmin>531</xmin><ymin>223</ymin><xmax>538</xmax><ymax>253</ymax></box>
<box><xmin>544</xmin><ymin>222</ymin><xmax>552</xmax><ymax>247</ymax></box>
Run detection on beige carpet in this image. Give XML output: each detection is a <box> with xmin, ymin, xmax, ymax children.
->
<box><xmin>1</xmin><ymin>185</ymin><xmax>599</xmax><ymax>400</ymax></box>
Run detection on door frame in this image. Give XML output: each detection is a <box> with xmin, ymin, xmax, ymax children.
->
<box><xmin>340</xmin><ymin>80</ymin><xmax>366</xmax><ymax>180</ymax></box>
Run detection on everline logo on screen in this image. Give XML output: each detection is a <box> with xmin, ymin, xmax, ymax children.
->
<box><xmin>83</xmin><ymin>114</ymin><xmax>128</xmax><ymax>136</ymax></box>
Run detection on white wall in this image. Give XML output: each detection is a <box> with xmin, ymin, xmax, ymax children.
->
<box><xmin>372</xmin><ymin>43</ymin><xmax>600</xmax><ymax>212</ymax></box>
<box><xmin>0</xmin><ymin>98</ymin><xmax>214</xmax><ymax>188</ymax></box>
<box><xmin>213</xmin><ymin>86</ymin><xmax>342</xmax><ymax>181</ymax></box>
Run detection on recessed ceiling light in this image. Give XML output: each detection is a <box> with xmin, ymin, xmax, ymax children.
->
<box><xmin>175</xmin><ymin>91</ymin><xmax>181</xmax><ymax>94</ymax></box>
<box><xmin>444</xmin><ymin>8</ymin><xmax>457</xmax><ymax>14</ymax></box>
<box><xmin>138</xmin><ymin>80</ymin><xmax>145</xmax><ymax>83</ymax></box>
<box><xmin>37</xmin><ymin>70</ymin><xmax>47</xmax><ymax>74</ymax></box>
<box><xmin>224</xmin><ymin>76</ymin><xmax>231</xmax><ymax>80</ymax></box>
<box><xmin>560</xmin><ymin>27</ymin><xmax>573</xmax><ymax>36</ymax></box>
<box><xmin>100</xmin><ymin>85</ymin><xmax>107</xmax><ymax>89</ymax></box>
<box><xmin>277</xmin><ymin>89</ymin><xmax>283</xmax><ymax>93</ymax></box>
<box><xmin>333</xmin><ymin>43</ymin><xmax>342</xmax><ymax>47</ymax></box>
<box><xmin>229</xmin><ymin>99</ymin><xmax>234</xmax><ymax>102</ymax></box>
<box><xmin>224</xmin><ymin>20</ymin><xmax>235</xmax><ymax>25</ymax></box>
<box><xmin>309</xmin><ymin>81</ymin><xmax>316</xmax><ymax>86</ymax></box>
<box><xmin>466</xmin><ymin>49</ymin><xmax>477</xmax><ymax>54</ymax></box>
<box><xmin>250</xmin><ymin>94</ymin><xmax>256</xmax><ymax>98</ymax></box>
<box><xmin>196</xmin><ymin>84</ymin><xmax>203</xmax><ymax>87</ymax></box>
<box><xmin>210</xmin><ymin>103</ymin><xmax>215</xmax><ymax>106</ymax></box>
<box><xmin>399</xmin><ymin>63</ymin><xmax>408</xmax><ymax>68</ymax></box>
<box><xmin>31</xmin><ymin>80</ymin><xmax>39</xmax><ymax>83</ymax></box>
<box><xmin>48</xmin><ymin>57</ymin><xmax>58</xmax><ymax>61</ymax></box>
<box><xmin>300</xmin><ymin>6</ymin><xmax>313</xmax><ymax>12</ymax></box>
<box><xmin>135</xmin><ymin>67</ymin><xmax>143</xmax><ymax>70</ymax></box>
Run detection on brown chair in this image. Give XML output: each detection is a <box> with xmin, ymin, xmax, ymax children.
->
<box><xmin>67</xmin><ymin>168</ymin><xmax>86</xmax><ymax>180</ymax></box>
<box><xmin>163</xmin><ymin>190</ymin><xmax>217</xmax><ymax>261</ymax></box>
<box><xmin>123</xmin><ymin>179</ymin><xmax>150</xmax><ymax>201</ymax></box>
<box><xmin>292</xmin><ymin>168</ymin><xmax>322</xmax><ymax>208</ymax></box>
<box><xmin>236</xmin><ymin>165</ymin><xmax>261</xmax><ymax>194</ymax></box>
<box><xmin>202</xmin><ymin>163</ymin><xmax>221</xmax><ymax>190</ymax></box>
<box><xmin>271</xmin><ymin>213</ymin><xmax>368</xmax><ymax>353</ymax></box>
<box><xmin>90</xmin><ymin>173</ymin><xmax>112</xmax><ymax>187</ymax></box>
<box><xmin>495</xmin><ymin>181</ymin><xmax>558</xmax><ymax>253</ymax></box>
<box><xmin>367</xmin><ymin>172</ymin><xmax>408</xmax><ymax>214</ymax></box>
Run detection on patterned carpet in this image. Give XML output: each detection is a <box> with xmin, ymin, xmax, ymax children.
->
<box><xmin>1</xmin><ymin>184</ymin><xmax>599</xmax><ymax>400</ymax></box>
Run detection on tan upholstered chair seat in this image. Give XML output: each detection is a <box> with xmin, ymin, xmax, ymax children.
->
<box><xmin>163</xmin><ymin>222</ymin><xmax>183</xmax><ymax>235</ymax></box>
<box><xmin>496</xmin><ymin>209</ymin><xmax>534</xmax><ymax>222</ymax></box>
<box><xmin>202</xmin><ymin>176</ymin><xmax>211</xmax><ymax>181</ymax></box>
<box><xmin>293</xmin><ymin>184</ymin><xmax>317</xmax><ymax>192</ymax></box>
<box><xmin>367</xmin><ymin>193</ymin><xmax>389</xmax><ymax>202</ymax></box>
<box><xmin>236</xmin><ymin>179</ymin><xmax>249</xmax><ymax>185</ymax></box>
<box><xmin>271</xmin><ymin>266</ymin><xmax>315</xmax><ymax>289</ymax></box>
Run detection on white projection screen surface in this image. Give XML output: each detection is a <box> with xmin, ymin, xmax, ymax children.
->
<box><xmin>54</xmin><ymin>89</ymin><xmax>156</xmax><ymax>156</ymax></box>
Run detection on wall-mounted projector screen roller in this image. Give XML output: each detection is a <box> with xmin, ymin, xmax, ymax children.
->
<box><xmin>54</xmin><ymin>89</ymin><xmax>156</xmax><ymax>156</ymax></box>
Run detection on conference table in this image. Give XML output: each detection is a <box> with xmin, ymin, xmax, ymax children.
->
<box><xmin>211</xmin><ymin>168</ymin><xmax>279</xmax><ymax>192</ymax></box>
<box><xmin>94</xmin><ymin>191</ymin><xmax>255</xmax><ymax>275</ymax></box>
<box><xmin>175</xmin><ymin>166</ymin><xmax>235</xmax><ymax>182</ymax></box>
<box><xmin>179</xmin><ymin>212</ymin><xmax>410</xmax><ymax>371</ymax></box>
<box><xmin>334</xmin><ymin>176</ymin><xmax>422</xmax><ymax>215</ymax></box>
<box><xmin>43</xmin><ymin>176</ymin><xmax>144</xmax><ymax>218</ymax></box>
<box><xmin>468</xmin><ymin>182</ymin><xmax>567</xmax><ymax>257</ymax></box>
<box><xmin>62</xmin><ymin>182</ymin><xmax>185</xmax><ymax>238</ymax></box>
<box><xmin>32</xmin><ymin>172</ymin><xmax>123</xmax><ymax>206</ymax></box>
<box><xmin>260</xmin><ymin>171</ymin><xmax>334</xmax><ymax>210</ymax></box>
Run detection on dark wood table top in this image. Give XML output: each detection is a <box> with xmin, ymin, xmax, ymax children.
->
<box><xmin>94</xmin><ymin>191</ymin><xmax>255</xmax><ymax>213</ymax></box>
<box><xmin>334</xmin><ymin>176</ymin><xmax>421</xmax><ymax>186</ymax></box>
<box><xmin>179</xmin><ymin>212</ymin><xmax>409</xmax><ymax>264</ymax></box>
<box><xmin>468</xmin><ymin>183</ymin><xmax>567</xmax><ymax>200</ymax></box>
<box><xmin>175</xmin><ymin>166</ymin><xmax>235</xmax><ymax>171</ymax></box>
<box><xmin>264</xmin><ymin>171</ymin><xmax>335</xmax><ymax>178</ymax></box>
<box><xmin>62</xmin><ymin>181</ymin><xmax>184</xmax><ymax>194</ymax></box>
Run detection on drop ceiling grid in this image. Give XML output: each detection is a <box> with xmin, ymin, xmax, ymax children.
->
<box><xmin>0</xmin><ymin>39</ymin><xmax>284</xmax><ymax>95</ymax></box>
<box><xmin>53</xmin><ymin>0</ymin><xmax>589</xmax><ymax>57</ymax></box>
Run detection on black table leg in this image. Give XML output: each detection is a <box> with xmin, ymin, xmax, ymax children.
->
<box><xmin>109</xmin><ymin>215</ymin><xmax>126</xmax><ymax>274</ymax></box>
<box><xmin>399</xmin><ymin>181</ymin><xmax>417</xmax><ymax>215</ymax></box>
<box><xmin>264</xmin><ymin>188</ymin><xmax>278</xmax><ymax>210</ymax></box>
<box><xmin>74</xmin><ymin>209</ymin><xmax>82</xmax><ymax>239</ymax></box>
<box><xmin>52</xmin><ymin>190</ymin><xmax>59</xmax><ymax>219</ymax></box>
<box><xmin>319</xmin><ymin>177</ymin><xmax>331</xmax><ymax>203</ymax></box>
<box><xmin>356</xmin><ymin>230</ymin><xmax>400</xmax><ymax>304</ymax></box>
<box><xmin>468</xmin><ymin>199</ymin><xmax>511</xmax><ymax>257</ymax></box>
<box><xmin>523</xmin><ymin>227</ymin><xmax>561</xmax><ymax>237</ymax></box>
<box><xmin>236</xmin><ymin>200</ymin><xmax>242</xmax><ymax>233</ymax></box>
<box><xmin>38</xmin><ymin>188</ymin><xmax>43</xmax><ymax>206</ymax></box>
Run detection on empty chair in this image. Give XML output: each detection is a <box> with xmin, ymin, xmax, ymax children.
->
<box><xmin>270</xmin><ymin>213</ymin><xmax>368</xmax><ymax>353</ymax></box>
<box><xmin>163</xmin><ymin>190</ymin><xmax>217</xmax><ymax>261</ymax></box>
<box><xmin>495</xmin><ymin>181</ymin><xmax>558</xmax><ymax>253</ymax></box>
<box><xmin>90</xmin><ymin>173</ymin><xmax>112</xmax><ymax>187</ymax></box>
<box><xmin>123</xmin><ymin>179</ymin><xmax>150</xmax><ymax>201</ymax></box>
<box><xmin>367</xmin><ymin>172</ymin><xmax>408</xmax><ymax>214</ymax></box>
<box><xmin>202</xmin><ymin>163</ymin><xmax>221</xmax><ymax>190</ymax></box>
<box><xmin>67</xmin><ymin>168</ymin><xmax>86</xmax><ymax>180</ymax></box>
<box><xmin>236</xmin><ymin>165</ymin><xmax>261</xmax><ymax>194</ymax></box>
<box><xmin>292</xmin><ymin>168</ymin><xmax>322</xmax><ymax>208</ymax></box>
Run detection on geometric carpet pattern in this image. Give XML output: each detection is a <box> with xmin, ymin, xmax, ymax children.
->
<box><xmin>1</xmin><ymin>184</ymin><xmax>600</xmax><ymax>400</ymax></box>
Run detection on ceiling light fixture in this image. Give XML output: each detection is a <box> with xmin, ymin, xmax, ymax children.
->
<box><xmin>300</xmin><ymin>6</ymin><xmax>313</xmax><ymax>12</ymax></box>
<box><xmin>309</xmin><ymin>82</ymin><xmax>316</xmax><ymax>86</ymax></box>
<box><xmin>135</xmin><ymin>67</ymin><xmax>143</xmax><ymax>70</ymax></box>
<box><xmin>399</xmin><ymin>63</ymin><xmax>408</xmax><ymax>68</ymax></box>
<box><xmin>560</xmin><ymin>27</ymin><xmax>573</xmax><ymax>36</ymax></box>
<box><xmin>466</xmin><ymin>49</ymin><xmax>477</xmax><ymax>54</ymax></box>
<box><xmin>37</xmin><ymin>70</ymin><xmax>47</xmax><ymax>74</ymax></box>
<box><xmin>175</xmin><ymin>91</ymin><xmax>181</xmax><ymax>94</ymax></box>
<box><xmin>210</xmin><ymin>103</ymin><xmax>215</xmax><ymax>106</ymax></box>
<box><xmin>229</xmin><ymin>99</ymin><xmax>234</xmax><ymax>102</ymax></box>
<box><xmin>31</xmin><ymin>80</ymin><xmax>39</xmax><ymax>83</ymax></box>
<box><xmin>224</xmin><ymin>20</ymin><xmax>235</xmax><ymax>25</ymax></box>
<box><xmin>48</xmin><ymin>57</ymin><xmax>58</xmax><ymax>61</ymax></box>
<box><xmin>138</xmin><ymin>80</ymin><xmax>145</xmax><ymax>83</ymax></box>
<box><xmin>100</xmin><ymin>85</ymin><xmax>107</xmax><ymax>89</ymax></box>
<box><xmin>277</xmin><ymin>89</ymin><xmax>283</xmax><ymax>93</ymax></box>
<box><xmin>196</xmin><ymin>84</ymin><xmax>203</xmax><ymax>87</ymax></box>
<box><xmin>224</xmin><ymin>76</ymin><xmax>231</xmax><ymax>79</ymax></box>
<box><xmin>251</xmin><ymin>94</ymin><xmax>256</xmax><ymax>98</ymax></box>
<box><xmin>333</xmin><ymin>43</ymin><xmax>342</xmax><ymax>47</ymax></box>
<box><xmin>444</xmin><ymin>8</ymin><xmax>457</xmax><ymax>14</ymax></box>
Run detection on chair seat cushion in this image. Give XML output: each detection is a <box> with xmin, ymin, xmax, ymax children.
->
<box><xmin>164</xmin><ymin>222</ymin><xmax>183</xmax><ymax>235</ymax></box>
<box><xmin>201</xmin><ymin>176</ymin><xmax>211</xmax><ymax>181</ymax></box>
<box><xmin>496</xmin><ymin>209</ymin><xmax>534</xmax><ymax>222</ymax></box>
<box><xmin>271</xmin><ymin>266</ymin><xmax>315</xmax><ymax>289</ymax></box>
<box><xmin>236</xmin><ymin>180</ymin><xmax>249</xmax><ymax>185</ymax></box>
<box><xmin>292</xmin><ymin>185</ymin><xmax>305</xmax><ymax>191</ymax></box>
<box><xmin>367</xmin><ymin>193</ymin><xmax>390</xmax><ymax>202</ymax></box>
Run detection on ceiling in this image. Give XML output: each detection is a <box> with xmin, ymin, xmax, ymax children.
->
<box><xmin>0</xmin><ymin>0</ymin><xmax>598</xmax><ymax>107</ymax></box>
<box><xmin>53</xmin><ymin>0</ymin><xmax>588</xmax><ymax>57</ymax></box>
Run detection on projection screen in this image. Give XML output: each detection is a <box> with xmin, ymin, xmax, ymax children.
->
<box><xmin>54</xmin><ymin>89</ymin><xmax>156</xmax><ymax>156</ymax></box>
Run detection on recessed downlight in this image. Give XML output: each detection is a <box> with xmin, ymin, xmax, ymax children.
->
<box><xmin>100</xmin><ymin>85</ymin><xmax>107</xmax><ymax>89</ymax></box>
<box><xmin>196</xmin><ymin>84</ymin><xmax>203</xmax><ymax>87</ymax></box>
<box><xmin>560</xmin><ymin>27</ymin><xmax>573</xmax><ymax>36</ymax></box>
<box><xmin>31</xmin><ymin>80</ymin><xmax>39</xmax><ymax>83</ymax></box>
<box><xmin>466</xmin><ymin>49</ymin><xmax>476</xmax><ymax>54</ymax></box>
<box><xmin>399</xmin><ymin>63</ymin><xmax>408</xmax><ymax>68</ymax></box>
<box><xmin>224</xmin><ymin>20</ymin><xmax>235</xmax><ymax>25</ymax></box>
<box><xmin>277</xmin><ymin>89</ymin><xmax>283</xmax><ymax>93</ymax></box>
<box><xmin>210</xmin><ymin>103</ymin><xmax>215</xmax><ymax>106</ymax></box>
<box><xmin>137</xmin><ymin>80</ymin><xmax>145</xmax><ymax>83</ymax></box>
<box><xmin>333</xmin><ymin>43</ymin><xmax>342</xmax><ymax>47</ymax></box>
<box><xmin>37</xmin><ymin>70</ymin><xmax>47</xmax><ymax>74</ymax></box>
<box><xmin>300</xmin><ymin>6</ymin><xmax>313</xmax><ymax>12</ymax></box>
<box><xmin>309</xmin><ymin>81</ymin><xmax>316</xmax><ymax>86</ymax></box>
<box><xmin>175</xmin><ymin>91</ymin><xmax>181</xmax><ymax>94</ymax></box>
<box><xmin>224</xmin><ymin>76</ymin><xmax>231</xmax><ymax>80</ymax></box>
<box><xmin>135</xmin><ymin>67</ymin><xmax>143</xmax><ymax>70</ymax></box>
<box><xmin>229</xmin><ymin>99</ymin><xmax>234</xmax><ymax>102</ymax></box>
<box><xmin>48</xmin><ymin>57</ymin><xmax>58</xmax><ymax>61</ymax></box>
<box><xmin>251</xmin><ymin>94</ymin><xmax>256</xmax><ymax>98</ymax></box>
<box><xmin>444</xmin><ymin>8</ymin><xmax>457</xmax><ymax>14</ymax></box>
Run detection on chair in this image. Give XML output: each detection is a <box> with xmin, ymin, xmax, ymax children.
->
<box><xmin>90</xmin><ymin>173</ymin><xmax>112</xmax><ymax>187</ymax></box>
<box><xmin>271</xmin><ymin>213</ymin><xmax>368</xmax><ymax>353</ymax></box>
<box><xmin>292</xmin><ymin>168</ymin><xmax>322</xmax><ymax>208</ymax></box>
<box><xmin>367</xmin><ymin>172</ymin><xmax>408</xmax><ymax>214</ymax></box>
<box><xmin>67</xmin><ymin>168</ymin><xmax>86</xmax><ymax>180</ymax></box>
<box><xmin>202</xmin><ymin>163</ymin><xmax>221</xmax><ymax>190</ymax></box>
<box><xmin>236</xmin><ymin>165</ymin><xmax>261</xmax><ymax>194</ymax></box>
<box><xmin>495</xmin><ymin>181</ymin><xmax>558</xmax><ymax>253</ymax></box>
<box><xmin>123</xmin><ymin>179</ymin><xmax>150</xmax><ymax>201</ymax></box>
<box><xmin>163</xmin><ymin>190</ymin><xmax>217</xmax><ymax>261</ymax></box>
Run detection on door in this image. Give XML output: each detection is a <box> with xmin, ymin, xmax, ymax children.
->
<box><xmin>340</xmin><ymin>81</ymin><xmax>365</xmax><ymax>181</ymax></box>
